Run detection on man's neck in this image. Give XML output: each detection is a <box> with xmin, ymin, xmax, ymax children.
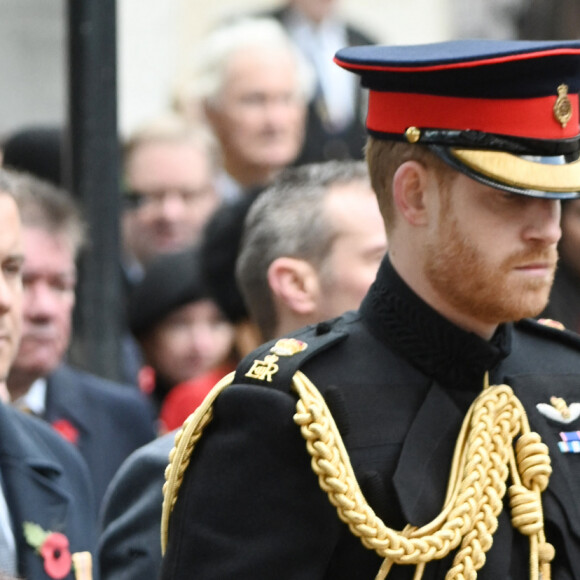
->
<box><xmin>389</xmin><ymin>250</ymin><xmax>498</xmax><ymax>340</ymax></box>
<box><xmin>223</xmin><ymin>159</ymin><xmax>278</xmax><ymax>192</ymax></box>
<box><xmin>274</xmin><ymin>313</ymin><xmax>316</xmax><ymax>341</ymax></box>
<box><xmin>6</xmin><ymin>368</ymin><xmax>39</xmax><ymax>402</ymax></box>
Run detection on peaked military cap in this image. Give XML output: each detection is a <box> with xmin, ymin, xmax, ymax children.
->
<box><xmin>335</xmin><ymin>39</ymin><xmax>580</xmax><ymax>198</ymax></box>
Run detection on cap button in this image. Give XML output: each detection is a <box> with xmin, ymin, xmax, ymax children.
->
<box><xmin>405</xmin><ymin>126</ymin><xmax>421</xmax><ymax>143</ymax></box>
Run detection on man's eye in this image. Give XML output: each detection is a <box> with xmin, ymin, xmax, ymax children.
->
<box><xmin>240</xmin><ymin>94</ymin><xmax>265</xmax><ymax>106</ymax></box>
<box><xmin>123</xmin><ymin>191</ymin><xmax>148</xmax><ymax>209</ymax></box>
<box><xmin>52</xmin><ymin>280</ymin><xmax>75</xmax><ymax>293</ymax></box>
<box><xmin>498</xmin><ymin>192</ymin><xmax>525</xmax><ymax>206</ymax></box>
<box><xmin>4</xmin><ymin>260</ymin><xmax>23</xmax><ymax>277</ymax></box>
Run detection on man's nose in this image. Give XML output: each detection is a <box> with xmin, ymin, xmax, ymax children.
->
<box><xmin>156</xmin><ymin>191</ymin><xmax>189</xmax><ymax>221</ymax></box>
<box><xmin>523</xmin><ymin>198</ymin><xmax>562</xmax><ymax>246</ymax></box>
<box><xmin>25</xmin><ymin>283</ymin><xmax>59</xmax><ymax>318</ymax></box>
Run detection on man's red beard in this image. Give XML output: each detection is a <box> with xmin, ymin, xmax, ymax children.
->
<box><xmin>425</xmin><ymin>214</ymin><xmax>557</xmax><ymax>326</ymax></box>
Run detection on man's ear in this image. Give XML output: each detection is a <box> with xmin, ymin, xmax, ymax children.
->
<box><xmin>392</xmin><ymin>160</ymin><xmax>430</xmax><ymax>226</ymax></box>
<box><xmin>267</xmin><ymin>257</ymin><xmax>319</xmax><ymax>315</ymax></box>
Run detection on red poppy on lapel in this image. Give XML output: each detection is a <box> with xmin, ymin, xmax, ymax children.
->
<box><xmin>23</xmin><ymin>522</ymin><xmax>72</xmax><ymax>579</ymax></box>
<box><xmin>40</xmin><ymin>532</ymin><xmax>72</xmax><ymax>579</ymax></box>
<box><xmin>51</xmin><ymin>419</ymin><xmax>79</xmax><ymax>446</ymax></box>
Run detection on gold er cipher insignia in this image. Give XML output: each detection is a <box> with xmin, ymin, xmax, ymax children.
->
<box><xmin>554</xmin><ymin>84</ymin><xmax>573</xmax><ymax>128</ymax></box>
<box><xmin>245</xmin><ymin>354</ymin><xmax>280</xmax><ymax>382</ymax></box>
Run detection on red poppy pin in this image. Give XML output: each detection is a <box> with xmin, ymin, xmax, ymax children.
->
<box><xmin>51</xmin><ymin>419</ymin><xmax>79</xmax><ymax>445</ymax></box>
<box><xmin>23</xmin><ymin>522</ymin><xmax>72</xmax><ymax>579</ymax></box>
<box><xmin>137</xmin><ymin>365</ymin><xmax>156</xmax><ymax>396</ymax></box>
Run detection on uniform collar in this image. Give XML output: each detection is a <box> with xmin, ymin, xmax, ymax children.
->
<box><xmin>359</xmin><ymin>257</ymin><xmax>512</xmax><ymax>393</ymax></box>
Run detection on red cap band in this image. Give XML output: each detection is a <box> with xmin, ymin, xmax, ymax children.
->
<box><xmin>367</xmin><ymin>91</ymin><xmax>579</xmax><ymax>140</ymax></box>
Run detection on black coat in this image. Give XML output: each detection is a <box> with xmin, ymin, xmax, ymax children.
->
<box><xmin>162</xmin><ymin>258</ymin><xmax>580</xmax><ymax>579</ymax></box>
<box><xmin>43</xmin><ymin>364</ymin><xmax>157</xmax><ymax>507</ymax></box>
<box><xmin>0</xmin><ymin>402</ymin><xmax>98</xmax><ymax>579</ymax></box>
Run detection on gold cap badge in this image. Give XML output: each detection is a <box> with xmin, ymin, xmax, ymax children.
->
<box><xmin>554</xmin><ymin>84</ymin><xmax>573</xmax><ymax>128</ymax></box>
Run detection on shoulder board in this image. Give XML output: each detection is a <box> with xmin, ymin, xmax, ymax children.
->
<box><xmin>233</xmin><ymin>313</ymin><xmax>353</xmax><ymax>392</ymax></box>
<box><xmin>516</xmin><ymin>317</ymin><xmax>580</xmax><ymax>350</ymax></box>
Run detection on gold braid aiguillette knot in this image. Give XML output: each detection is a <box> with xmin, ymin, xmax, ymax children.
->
<box><xmin>292</xmin><ymin>372</ymin><xmax>553</xmax><ymax>580</ymax></box>
<box><xmin>161</xmin><ymin>370</ymin><xmax>554</xmax><ymax>580</ymax></box>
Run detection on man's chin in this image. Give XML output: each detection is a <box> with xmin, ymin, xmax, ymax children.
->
<box><xmin>506</xmin><ymin>288</ymin><xmax>552</xmax><ymax>322</ymax></box>
<box><xmin>12</xmin><ymin>355</ymin><xmax>60</xmax><ymax>379</ymax></box>
<box><xmin>153</xmin><ymin>238</ymin><xmax>188</xmax><ymax>255</ymax></box>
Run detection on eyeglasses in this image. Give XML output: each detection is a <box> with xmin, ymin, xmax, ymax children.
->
<box><xmin>123</xmin><ymin>186</ymin><xmax>216</xmax><ymax>211</ymax></box>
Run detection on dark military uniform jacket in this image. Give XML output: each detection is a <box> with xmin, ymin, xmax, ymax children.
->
<box><xmin>161</xmin><ymin>258</ymin><xmax>580</xmax><ymax>579</ymax></box>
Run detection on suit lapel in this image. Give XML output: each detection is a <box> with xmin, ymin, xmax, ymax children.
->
<box><xmin>44</xmin><ymin>365</ymin><xmax>90</xmax><ymax>444</ymax></box>
<box><xmin>0</xmin><ymin>404</ymin><xmax>72</xmax><ymax>579</ymax></box>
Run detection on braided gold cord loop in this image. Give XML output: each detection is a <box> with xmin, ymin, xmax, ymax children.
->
<box><xmin>292</xmin><ymin>372</ymin><xmax>553</xmax><ymax>580</ymax></box>
<box><xmin>509</xmin><ymin>485</ymin><xmax>543</xmax><ymax>535</ymax></box>
<box><xmin>515</xmin><ymin>433</ymin><xmax>551</xmax><ymax>491</ymax></box>
<box><xmin>161</xmin><ymin>371</ymin><xmax>236</xmax><ymax>554</ymax></box>
<box><xmin>508</xmin><ymin>430</ymin><xmax>554</xmax><ymax>580</ymax></box>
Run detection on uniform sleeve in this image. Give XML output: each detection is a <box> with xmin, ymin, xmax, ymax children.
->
<box><xmin>161</xmin><ymin>384</ymin><xmax>340</xmax><ymax>580</ymax></box>
<box><xmin>98</xmin><ymin>436</ymin><xmax>173</xmax><ymax>580</ymax></box>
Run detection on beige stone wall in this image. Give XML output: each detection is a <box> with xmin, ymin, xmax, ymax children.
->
<box><xmin>174</xmin><ymin>0</ymin><xmax>453</xmax><ymax>94</ymax></box>
<box><xmin>118</xmin><ymin>0</ymin><xmax>453</xmax><ymax>135</ymax></box>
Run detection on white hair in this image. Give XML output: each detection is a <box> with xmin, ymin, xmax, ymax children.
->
<box><xmin>188</xmin><ymin>17</ymin><xmax>315</xmax><ymax>106</ymax></box>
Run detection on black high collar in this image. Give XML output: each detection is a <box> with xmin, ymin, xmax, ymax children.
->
<box><xmin>359</xmin><ymin>258</ymin><xmax>512</xmax><ymax>393</ymax></box>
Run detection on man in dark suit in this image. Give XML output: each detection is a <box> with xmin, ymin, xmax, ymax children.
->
<box><xmin>266</xmin><ymin>0</ymin><xmax>375</xmax><ymax>164</ymax></box>
<box><xmin>0</xmin><ymin>169</ymin><xmax>97</xmax><ymax>579</ymax></box>
<box><xmin>6</xmin><ymin>172</ymin><xmax>156</xmax><ymax>508</ymax></box>
<box><xmin>161</xmin><ymin>40</ymin><xmax>580</xmax><ymax>579</ymax></box>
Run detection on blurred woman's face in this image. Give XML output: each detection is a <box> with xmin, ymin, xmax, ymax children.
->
<box><xmin>141</xmin><ymin>299</ymin><xmax>235</xmax><ymax>386</ymax></box>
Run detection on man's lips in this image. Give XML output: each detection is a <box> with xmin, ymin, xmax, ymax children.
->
<box><xmin>514</xmin><ymin>261</ymin><xmax>556</xmax><ymax>275</ymax></box>
<box><xmin>21</xmin><ymin>331</ymin><xmax>58</xmax><ymax>342</ymax></box>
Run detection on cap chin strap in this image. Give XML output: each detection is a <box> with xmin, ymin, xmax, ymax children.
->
<box><xmin>162</xmin><ymin>371</ymin><xmax>554</xmax><ymax>580</ymax></box>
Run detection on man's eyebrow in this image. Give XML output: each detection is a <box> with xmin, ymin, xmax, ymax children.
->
<box><xmin>5</xmin><ymin>254</ymin><xmax>25</xmax><ymax>265</ymax></box>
